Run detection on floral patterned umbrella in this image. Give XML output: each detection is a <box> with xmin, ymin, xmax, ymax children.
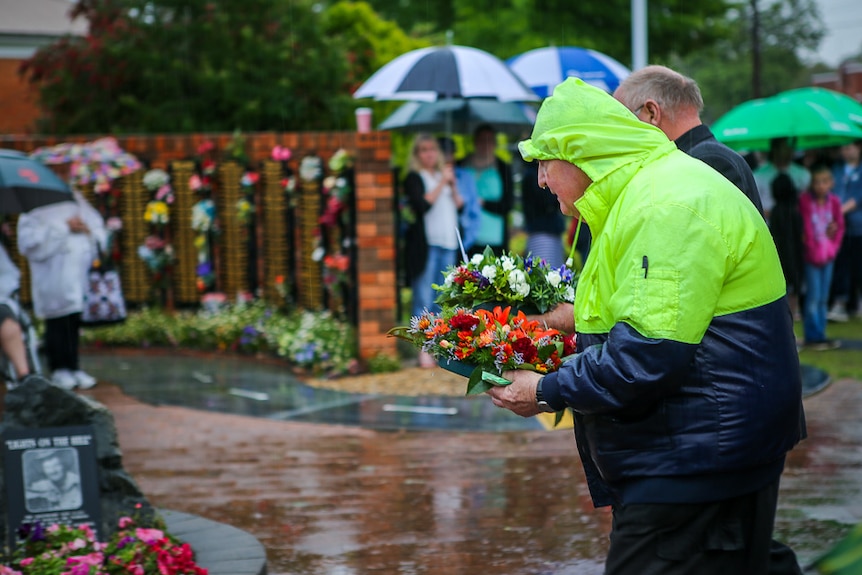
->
<box><xmin>30</xmin><ymin>137</ymin><xmax>141</xmax><ymax>192</ymax></box>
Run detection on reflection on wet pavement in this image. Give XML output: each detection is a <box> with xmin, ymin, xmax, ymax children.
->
<box><xmin>81</xmin><ymin>354</ymin><xmax>543</xmax><ymax>432</ymax></box>
<box><xmin>80</xmin><ymin>353</ymin><xmax>862</xmax><ymax>575</ymax></box>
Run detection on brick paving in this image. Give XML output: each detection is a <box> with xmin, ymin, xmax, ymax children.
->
<box><xmin>80</xmin><ymin>366</ymin><xmax>862</xmax><ymax>575</ymax></box>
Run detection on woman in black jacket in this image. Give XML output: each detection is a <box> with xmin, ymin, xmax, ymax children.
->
<box><xmin>402</xmin><ymin>133</ymin><xmax>464</xmax><ymax>367</ymax></box>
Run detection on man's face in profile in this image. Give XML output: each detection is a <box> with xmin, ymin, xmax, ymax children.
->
<box><xmin>42</xmin><ymin>457</ymin><xmax>64</xmax><ymax>483</ymax></box>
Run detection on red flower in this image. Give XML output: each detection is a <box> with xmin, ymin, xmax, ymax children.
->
<box><xmin>449</xmin><ymin>311</ymin><xmax>479</xmax><ymax>331</ymax></box>
<box><xmin>512</xmin><ymin>337</ymin><xmax>538</xmax><ymax>363</ymax></box>
<box><xmin>563</xmin><ymin>332</ymin><xmax>577</xmax><ymax>357</ymax></box>
<box><xmin>197</xmin><ymin>140</ymin><xmax>215</xmax><ymax>155</ymax></box>
<box><xmin>144</xmin><ymin>235</ymin><xmax>166</xmax><ymax>250</ymax></box>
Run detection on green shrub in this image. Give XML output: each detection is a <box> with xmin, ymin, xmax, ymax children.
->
<box><xmin>82</xmin><ymin>303</ymin><xmax>359</xmax><ymax>378</ymax></box>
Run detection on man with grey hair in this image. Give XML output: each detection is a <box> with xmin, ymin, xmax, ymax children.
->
<box><xmin>614</xmin><ymin>65</ymin><xmax>763</xmax><ymax>215</ymax></box>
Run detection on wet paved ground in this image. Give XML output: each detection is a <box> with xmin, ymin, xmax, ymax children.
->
<box><xmin>78</xmin><ymin>351</ymin><xmax>862</xmax><ymax>575</ymax></box>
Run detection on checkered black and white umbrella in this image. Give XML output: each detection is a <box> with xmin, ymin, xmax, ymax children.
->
<box><xmin>353</xmin><ymin>45</ymin><xmax>539</xmax><ymax>103</ymax></box>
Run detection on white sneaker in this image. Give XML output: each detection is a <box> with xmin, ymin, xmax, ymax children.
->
<box><xmin>73</xmin><ymin>370</ymin><xmax>97</xmax><ymax>390</ymax></box>
<box><xmin>51</xmin><ymin>369</ymin><xmax>78</xmax><ymax>390</ymax></box>
<box><xmin>827</xmin><ymin>303</ymin><xmax>849</xmax><ymax>322</ymax></box>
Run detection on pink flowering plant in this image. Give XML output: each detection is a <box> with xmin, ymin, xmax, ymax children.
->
<box><xmin>4</xmin><ymin>514</ymin><xmax>207</xmax><ymax>575</ymax></box>
<box><xmin>433</xmin><ymin>247</ymin><xmax>577</xmax><ymax>314</ymax></box>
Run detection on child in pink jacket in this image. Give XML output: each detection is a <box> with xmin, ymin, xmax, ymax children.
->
<box><xmin>799</xmin><ymin>162</ymin><xmax>845</xmax><ymax>348</ymax></box>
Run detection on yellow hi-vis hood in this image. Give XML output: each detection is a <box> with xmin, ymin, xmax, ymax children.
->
<box><xmin>519</xmin><ymin>78</ymin><xmax>785</xmax><ymax>343</ymax></box>
<box><xmin>519</xmin><ymin>78</ymin><xmax>677</xmax><ymax>236</ymax></box>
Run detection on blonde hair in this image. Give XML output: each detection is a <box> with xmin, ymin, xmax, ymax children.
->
<box><xmin>408</xmin><ymin>133</ymin><xmax>445</xmax><ymax>173</ymax></box>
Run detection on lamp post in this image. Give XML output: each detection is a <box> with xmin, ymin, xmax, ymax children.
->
<box><xmin>632</xmin><ymin>0</ymin><xmax>648</xmax><ymax>70</ymax></box>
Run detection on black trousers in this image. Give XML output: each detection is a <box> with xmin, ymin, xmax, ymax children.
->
<box><xmin>605</xmin><ymin>480</ymin><xmax>802</xmax><ymax>575</ymax></box>
<box><xmin>44</xmin><ymin>313</ymin><xmax>81</xmax><ymax>372</ymax></box>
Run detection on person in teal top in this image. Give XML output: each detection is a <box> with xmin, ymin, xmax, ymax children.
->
<box><xmin>459</xmin><ymin>124</ymin><xmax>514</xmax><ymax>257</ymax></box>
<box><xmin>487</xmin><ymin>79</ymin><xmax>805</xmax><ymax>575</ymax></box>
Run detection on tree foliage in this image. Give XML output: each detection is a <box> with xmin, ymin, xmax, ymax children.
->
<box><xmin>321</xmin><ymin>2</ymin><xmax>427</xmax><ymax>100</ymax></box>
<box><xmin>20</xmin><ymin>0</ymin><xmax>832</xmax><ymax>135</ymax></box>
<box><xmin>673</xmin><ymin>0</ymin><xmax>825</xmax><ymax>123</ymax></box>
<box><xmin>365</xmin><ymin>0</ymin><xmax>736</xmax><ymax>65</ymax></box>
<box><xmin>21</xmin><ymin>0</ymin><xmax>355</xmax><ymax>133</ymax></box>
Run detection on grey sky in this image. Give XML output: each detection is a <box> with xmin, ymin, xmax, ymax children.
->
<box><xmin>813</xmin><ymin>0</ymin><xmax>862</xmax><ymax>66</ymax></box>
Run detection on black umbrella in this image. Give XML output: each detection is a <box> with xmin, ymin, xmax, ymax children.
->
<box><xmin>0</xmin><ymin>149</ymin><xmax>73</xmax><ymax>213</ymax></box>
<box><xmin>378</xmin><ymin>99</ymin><xmax>535</xmax><ymax>134</ymax></box>
<box><xmin>353</xmin><ymin>45</ymin><xmax>539</xmax><ymax>103</ymax></box>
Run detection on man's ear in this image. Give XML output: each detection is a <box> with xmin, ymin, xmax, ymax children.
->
<box><xmin>642</xmin><ymin>99</ymin><xmax>661</xmax><ymax>127</ymax></box>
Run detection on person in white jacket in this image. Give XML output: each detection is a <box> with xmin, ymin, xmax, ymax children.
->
<box><xmin>17</xmin><ymin>191</ymin><xmax>106</xmax><ymax>390</ymax></box>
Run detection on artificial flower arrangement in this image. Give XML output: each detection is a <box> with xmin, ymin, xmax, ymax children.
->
<box><xmin>3</xmin><ymin>514</ymin><xmax>207</xmax><ymax>575</ymax></box>
<box><xmin>389</xmin><ymin>305</ymin><xmax>576</xmax><ymax>395</ymax></box>
<box><xmin>138</xmin><ymin>169</ymin><xmax>176</xmax><ymax>300</ymax></box>
<box><xmin>271</xmin><ymin>146</ymin><xmax>297</xmax><ymax>207</ymax></box>
<box><xmin>433</xmin><ymin>246</ymin><xmax>577</xmax><ymax>314</ymax></box>
<box><xmin>236</xmin><ymin>171</ymin><xmax>259</xmax><ymax>226</ymax></box>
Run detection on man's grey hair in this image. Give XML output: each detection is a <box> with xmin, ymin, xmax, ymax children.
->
<box><xmin>617</xmin><ymin>65</ymin><xmax>704</xmax><ymax>120</ymax></box>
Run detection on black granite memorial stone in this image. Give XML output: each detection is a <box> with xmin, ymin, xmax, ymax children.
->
<box><xmin>0</xmin><ymin>376</ymin><xmax>153</xmax><ymax>553</ymax></box>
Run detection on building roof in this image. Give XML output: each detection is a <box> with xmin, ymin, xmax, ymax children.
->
<box><xmin>0</xmin><ymin>0</ymin><xmax>87</xmax><ymax>36</ymax></box>
<box><xmin>0</xmin><ymin>0</ymin><xmax>87</xmax><ymax>59</ymax></box>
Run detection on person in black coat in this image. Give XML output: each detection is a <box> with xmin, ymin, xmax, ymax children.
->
<box><xmin>614</xmin><ymin>65</ymin><xmax>764</xmax><ymax>217</ymax></box>
<box><xmin>458</xmin><ymin>124</ymin><xmax>514</xmax><ymax>257</ymax></box>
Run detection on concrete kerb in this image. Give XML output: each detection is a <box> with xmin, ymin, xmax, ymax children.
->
<box><xmin>162</xmin><ymin>509</ymin><xmax>267</xmax><ymax>575</ymax></box>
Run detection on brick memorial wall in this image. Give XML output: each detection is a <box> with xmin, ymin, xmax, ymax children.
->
<box><xmin>0</xmin><ymin>131</ymin><xmax>397</xmax><ymax>360</ymax></box>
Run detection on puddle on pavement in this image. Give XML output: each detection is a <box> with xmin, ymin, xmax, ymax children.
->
<box><xmin>80</xmin><ymin>354</ymin><xmax>544</xmax><ymax>432</ymax></box>
<box><xmin>82</xmin><ymin>353</ymin><xmax>860</xmax><ymax>575</ymax></box>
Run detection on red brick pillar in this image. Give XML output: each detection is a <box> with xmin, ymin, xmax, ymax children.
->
<box><xmin>354</xmin><ymin>132</ymin><xmax>397</xmax><ymax>360</ymax></box>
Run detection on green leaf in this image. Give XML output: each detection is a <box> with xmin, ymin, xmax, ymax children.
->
<box><xmin>811</xmin><ymin>522</ymin><xmax>862</xmax><ymax>574</ymax></box>
<box><xmin>465</xmin><ymin>366</ymin><xmax>488</xmax><ymax>395</ymax></box>
<box><xmin>554</xmin><ymin>410</ymin><xmax>566</xmax><ymax>427</ymax></box>
<box><xmin>465</xmin><ymin>368</ymin><xmax>511</xmax><ymax>396</ymax></box>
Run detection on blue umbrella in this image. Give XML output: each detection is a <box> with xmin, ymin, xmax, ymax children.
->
<box><xmin>0</xmin><ymin>149</ymin><xmax>73</xmax><ymax>213</ymax></box>
<box><xmin>507</xmin><ymin>46</ymin><xmax>631</xmax><ymax>98</ymax></box>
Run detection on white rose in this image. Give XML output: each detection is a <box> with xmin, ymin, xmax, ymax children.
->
<box><xmin>482</xmin><ymin>265</ymin><xmax>497</xmax><ymax>280</ymax></box>
<box><xmin>547</xmin><ymin>270</ymin><xmax>562</xmax><ymax>288</ymax></box>
<box><xmin>501</xmin><ymin>256</ymin><xmax>516</xmax><ymax>271</ymax></box>
<box><xmin>471</xmin><ymin>254</ymin><xmax>484</xmax><ymax>265</ymax></box>
<box><xmin>508</xmin><ymin>269</ymin><xmax>527</xmax><ymax>288</ymax></box>
<box><xmin>514</xmin><ymin>281</ymin><xmax>531</xmax><ymax>298</ymax></box>
<box><xmin>564</xmin><ymin>286</ymin><xmax>575</xmax><ymax>302</ymax></box>
<box><xmin>443</xmin><ymin>271</ymin><xmax>454</xmax><ymax>287</ymax></box>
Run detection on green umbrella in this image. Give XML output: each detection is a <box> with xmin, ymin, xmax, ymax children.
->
<box><xmin>712</xmin><ymin>93</ymin><xmax>862</xmax><ymax>152</ymax></box>
<box><xmin>777</xmin><ymin>87</ymin><xmax>862</xmax><ymax>126</ymax></box>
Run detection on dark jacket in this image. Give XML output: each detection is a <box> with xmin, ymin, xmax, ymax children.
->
<box><xmin>402</xmin><ymin>171</ymin><xmax>430</xmax><ymax>284</ymax></box>
<box><xmin>522</xmin><ymin>160</ymin><xmax>565</xmax><ymax>236</ymax></box>
<box><xmin>519</xmin><ymin>79</ymin><xmax>804</xmax><ymax>509</ymax></box>
<box><xmin>676</xmin><ymin>124</ymin><xmax>764</xmax><ymax>216</ymax></box>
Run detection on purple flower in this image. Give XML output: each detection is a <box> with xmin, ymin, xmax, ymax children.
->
<box><xmin>470</xmin><ymin>270</ymin><xmax>490</xmax><ymax>288</ymax></box>
<box><xmin>196</xmin><ymin>262</ymin><xmax>213</xmax><ymax>276</ymax></box>
<box><xmin>17</xmin><ymin>522</ymin><xmax>45</xmax><ymax>542</ymax></box>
